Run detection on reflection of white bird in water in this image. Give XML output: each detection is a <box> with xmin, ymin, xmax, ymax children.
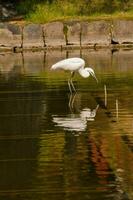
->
<box><xmin>52</xmin><ymin>105</ymin><xmax>99</xmax><ymax>132</ymax></box>
<box><xmin>51</xmin><ymin>57</ymin><xmax>98</xmax><ymax>93</ymax></box>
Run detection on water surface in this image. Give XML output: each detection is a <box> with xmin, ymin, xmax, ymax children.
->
<box><xmin>0</xmin><ymin>49</ymin><xmax>133</xmax><ymax>200</ymax></box>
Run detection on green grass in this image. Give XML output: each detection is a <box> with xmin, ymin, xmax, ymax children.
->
<box><xmin>17</xmin><ymin>1</ymin><xmax>133</xmax><ymax>23</ymax></box>
<box><xmin>24</xmin><ymin>2</ymin><xmax>80</xmax><ymax>23</ymax></box>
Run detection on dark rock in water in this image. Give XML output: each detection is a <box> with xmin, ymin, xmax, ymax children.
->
<box><xmin>111</xmin><ymin>38</ymin><xmax>119</xmax><ymax>44</ymax></box>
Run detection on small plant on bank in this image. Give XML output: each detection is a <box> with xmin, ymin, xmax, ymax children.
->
<box><xmin>16</xmin><ymin>0</ymin><xmax>133</xmax><ymax>23</ymax></box>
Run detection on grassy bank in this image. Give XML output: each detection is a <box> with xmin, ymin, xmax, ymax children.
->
<box><xmin>17</xmin><ymin>0</ymin><xmax>133</xmax><ymax>23</ymax></box>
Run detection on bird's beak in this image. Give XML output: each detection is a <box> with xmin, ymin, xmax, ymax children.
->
<box><xmin>93</xmin><ymin>73</ymin><xmax>98</xmax><ymax>83</ymax></box>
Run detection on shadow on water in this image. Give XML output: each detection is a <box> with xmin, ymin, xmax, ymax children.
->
<box><xmin>0</xmin><ymin>49</ymin><xmax>133</xmax><ymax>200</ymax></box>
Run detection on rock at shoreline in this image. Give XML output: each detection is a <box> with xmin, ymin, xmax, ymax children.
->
<box><xmin>0</xmin><ymin>23</ymin><xmax>22</xmax><ymax>48</ymax></box>
<box><xmin>23</xmin><ymin>24</ymin><xmax>44</xmax><ymax>48</ymax></box>
<box><xmin>113</xmin><ymin>20</ymin><xmax>133</xmax><ymax>44</ymax></box>
<box><xmin>0</xmin><ymin>20</ymin><xmax>133</xmax><ymax>51</ymax></box>
<box><xmin>64</xmin><ymin>21</ymin><xmax>81</xmax><ymax>45</ymax></box>
<box><xmin>81</xmin><ymin>20</ymin><xmax>110</xmax><ymax>45</ymax></box>
<box><xmin>43</xmin><ymin>22</ymin><xmax>65</xmax><ymax>46</ymax></box>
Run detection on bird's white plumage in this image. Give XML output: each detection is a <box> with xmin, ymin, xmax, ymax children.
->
<box><xmin>51</xmin><ymin>57</ymin><xmax>98</xmax><ymax>93</ymax></box>
<box><xmin>51</xmin><ymin>57</ymin><xmax>85</xmax><ymax>71</ymax></box>
<box><xmin>52</xmin><ymin>106</ymin><xmax>99</xmax><ymax>131</ymax></box>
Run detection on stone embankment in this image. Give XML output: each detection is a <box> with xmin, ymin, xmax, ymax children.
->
<box><xmin>0</xmin><ymin>20</ymin><xmax>133</xmax><ymax>52</ymax></box>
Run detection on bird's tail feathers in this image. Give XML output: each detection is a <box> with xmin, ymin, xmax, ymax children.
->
<box><xmin>51</xmin><ymin>64</ymin><xmax>57</xmax><ymax>70</ymax></box>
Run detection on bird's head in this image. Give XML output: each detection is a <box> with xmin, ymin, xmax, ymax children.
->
<box><xmin>86</xmin><ymin>68</ymin><xmax>98</xmax><ymax>83</ymax></box>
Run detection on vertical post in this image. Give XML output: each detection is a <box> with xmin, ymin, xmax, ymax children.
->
<box><xmin>116</xmin><ymin>99</ymin><xmax>119</xmax><ymax>121</ymax></box>
<box><xmin>104</xmin><ymin>85</ymin><xmax>107</xmax><ymax>107</ymax></box>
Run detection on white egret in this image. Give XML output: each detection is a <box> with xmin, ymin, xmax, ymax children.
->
<box><xmin>52</xmin><ymin>105</ymin><xmax>99</xmax><ymax>132</ymax></box>
<box><xmin>51</xmin><ymin>57</ymin><xmax>98</xmax><ymax>93</ymax></box>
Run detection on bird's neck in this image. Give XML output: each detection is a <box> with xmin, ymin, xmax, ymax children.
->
<box><xmin>78</xmin><ymin>68</ymin><xmax>90</xmax><ymax>78</ymax></box>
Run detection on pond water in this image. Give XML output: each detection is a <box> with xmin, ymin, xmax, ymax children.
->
<box><xmin>0</xmin><ymin>49</ymin><xmax>133</xmax><ymax>200</ymax></box>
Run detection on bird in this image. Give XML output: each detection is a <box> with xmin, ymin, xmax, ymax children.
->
<box><xmin>52</xmin><ymin>105</ymin><xmax>99</xmax><ymax>132</ymax></box>
<box><xmin>51</xmin><ymin>57</ymin><xmax>98</xmax><ymax>93</ymax></box>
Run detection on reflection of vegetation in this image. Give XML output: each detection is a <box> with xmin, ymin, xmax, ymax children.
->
<box><xmin>15</xmin><ymin>0</ymin><xmax>133</xmax><ymax>22</ymax></box>
<box><xmin>41</xmin><ymin>70</ymin><xmax>133</xmax><ymax>92</ymax></box>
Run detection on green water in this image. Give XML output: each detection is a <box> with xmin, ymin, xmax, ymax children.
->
<box><xmin>0</xmin><ymin>49</ymin><xmax>133</xmax><ymax>200</ymax></box>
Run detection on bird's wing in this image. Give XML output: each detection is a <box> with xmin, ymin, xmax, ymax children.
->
<box><xmin>51</xmin><ymin>58</ymin><xmax>85</xmax><ymax>71</ymax></box>
<box><xmin>53</xmin><ymin>117</ymin><xmax>86</xmax><ymax>131</ymax></box>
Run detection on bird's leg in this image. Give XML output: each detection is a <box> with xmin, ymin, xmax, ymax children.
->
<box><xmin>68</xmin><ymin>79</ymin><xmax>73</xmax><ymax>94</ymax></box>
<box><xmin>68</xmin><ymin>93</ymin><xmax>76</xmax><ymax>112</ymax></box>
<box><xmin>68</xmin><ymin>93</ymin><xmax>73</xmax><ymax>110</ymax></box>
<box><xmin>70</xmin><ymin>72</ymin><xmax>76</xmax><ymax>93</ymax></box>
